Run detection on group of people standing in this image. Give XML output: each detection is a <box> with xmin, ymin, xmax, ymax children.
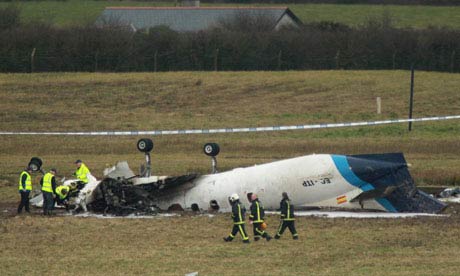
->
<box><xmin>224</xmin><ymin>192</ymin><xmax>298</xmax><ymax>243</ymax></box>
<box><xmin>17</xmin><ymin>160</ymin><xmax>91</xmax><ymax>215</ymax></box>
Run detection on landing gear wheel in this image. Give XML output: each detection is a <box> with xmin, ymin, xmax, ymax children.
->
<box><xmin>203</xmin><ymin>143</ymin><xmax>220</xmax><ymax>156</ymax></box>
<box><xmin>28</xmin><ymin>157</ymin><xmax>43</xmax><ymax>172</ymax></box>
<box><xmin>137</xmin><ymin>138</ymin><xmax>154</xmax><ymax>153</ymax></box>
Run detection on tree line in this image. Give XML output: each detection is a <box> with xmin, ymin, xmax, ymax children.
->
<box><xmin>0</xmin><ymin>7</ymin><xmax>459</xmax><ymax>73</ymax></box>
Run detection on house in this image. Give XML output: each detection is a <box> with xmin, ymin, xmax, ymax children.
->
<box><xmin>96</xmin><ymin>6</ymin><xmax>302</xmax><ymax>32</ymax></box>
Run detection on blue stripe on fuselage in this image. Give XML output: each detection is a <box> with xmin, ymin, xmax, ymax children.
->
<box><xmin>331</xmin><ymin>155</ymin><xmax>397</xmax><ymax>212</ymax></box>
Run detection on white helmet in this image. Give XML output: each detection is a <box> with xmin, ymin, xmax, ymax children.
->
<box><xmin>229</xmin><ymin>193</ymin><xmax>239</xmax><ymax>202</ymax></box>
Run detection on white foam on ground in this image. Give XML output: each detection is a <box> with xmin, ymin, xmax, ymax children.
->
<box><xmin>72</xmin><ymin>213</ymin><xmax>179</xmax><ymax>219</ymax></box>
<box><xmin>67</xmin><ymin>211</ymin><xmax>446</xmax><ymax>219</ymax></box>
<box><xmin>265</xmin><ymin>211</ymin><xmax>447</xmax><ymax>218</ymax></box>
<box><xmin>439</xmin><ymin>197</ymin><xmax>460</xmax><ymax>203</ymax></box>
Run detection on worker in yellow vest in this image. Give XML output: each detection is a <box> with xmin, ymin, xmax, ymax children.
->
<box><xmin>17</xmin><ymin>167</ymin><xmax>33</xmax><ymax>214</ymax></box>
<box><xmin>74</xmin><ymin>160</ymin><xmax>91</xmax><ymax>189</ymax></box>
<box><xmin>55</xmin><ymin>185</ymin><xmax>71</xmax><ymax>211</ymax></box>
<box><xmin>40</xmin><ymin>168</ymin><xmax>57</xmax><ymax>216</ymax></box>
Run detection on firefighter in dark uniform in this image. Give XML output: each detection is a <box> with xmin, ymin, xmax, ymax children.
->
<box><xmin>40</xmin><ymin>168</ymin><xmax>57</xmax><ymax>216</ymax></box>
<box><xmin>248</xmin><ymin>193</ymin><xmax>272</xmax><ymax>241</ymax></box>
<box><xmin>223</xmin><ymin>193</ymin><xmax>250</xmax><ymax>243</ymax></box>
<box><xmin>17</xmin><ymin>167</ymin><xmax>33</xmax><ymax>214</ymax></box>
<box><xmin>274</xmin><ymin>192</ymin><xmax>298</xmax><ymax>240</ymax></box>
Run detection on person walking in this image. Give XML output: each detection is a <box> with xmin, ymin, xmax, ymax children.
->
<box><xmin>223</xmin><ymin>193</ymin><xmax>250</xmax><ymax>243</ymax></box>
<box><xmin>274</xmin><ymin>192</ymin><xmax>298</xmax><ymax>240</ymax></box>
<box><xmin>248</xmin><ymin>193</ymin><xmax>272</xmax><ymax>241</ymax></box>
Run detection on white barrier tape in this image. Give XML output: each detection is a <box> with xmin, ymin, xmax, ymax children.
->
<box><xmin>0</xmin><ymin>115</ymin><xmax>459</xmax><ymax>136</ymax></box>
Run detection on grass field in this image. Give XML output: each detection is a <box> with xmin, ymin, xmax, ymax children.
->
<box><xmin>0</xmin><ymin>70</ymin><xmax>459</xmax><ymax>196</ymax></box>
<box><xmin>1</xmin><ymin>70</ymin><xmax>459</xmax><ymax>275</ymax></box>
<box><xmin>1</xmin><ymin>213</ymin><xmax>460</xmax><ymax>275</ymax></box>
<box><xmin>1</xmin><ymin>0</ymin><xmax>460</xmax><ymax>28</ymax></box>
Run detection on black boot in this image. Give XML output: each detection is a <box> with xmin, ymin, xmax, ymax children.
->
<box><xmin>254</xmin><ymin>237</ymin><xmax>260</xmax><ymax>242</ymax></box>
<box><xmin>274</xmin><ymin>234</ymin><xmax>280</xmax><ymax>240</ymax></box>
<box><xmin>223</xmin><ymin>237</ymin><xmax>233</xmax><ymax>242</ymax></box>
<box><xmin>293</xmin><ymin>235</ymin><xmax>299</xmax><ymax>240</ymax></box>
<box><xmin>243</xmin><ymin>239</ymin><xmax>250</xmax><ymax>244</ymax></box>
<box><xmin>266</xmin><ymin>235</ymin><xmax>272</xmax><ymax>241</ymax></box>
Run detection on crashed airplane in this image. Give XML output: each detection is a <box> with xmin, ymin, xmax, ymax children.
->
<box><xmin>31</xmin><ymin>139</ymin><xmax>446</xmax><ymax>215</ymax></box>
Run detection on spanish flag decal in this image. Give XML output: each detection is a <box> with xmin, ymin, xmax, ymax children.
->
<box><xmin>336</xmin><ymin>195</ymin><xmax>347</xmax><ymax>204</ymax></box>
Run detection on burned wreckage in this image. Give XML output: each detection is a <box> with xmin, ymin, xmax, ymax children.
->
<box><xmin>32</xmin><ymin>139</ymin><xmax>446</xmax><ymax>215</ymax></box>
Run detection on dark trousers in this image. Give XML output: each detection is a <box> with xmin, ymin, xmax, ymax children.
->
<box><xmin>42</xmin><ymin>191</ymin><xmax>54</xmax><ymax>215</ymax></box>
<box><xmin>76</xmin><ymin>181</ymin><xmax>86</xmax><ymax>191</ymax></box>
<box><xmin>253</xmin><ymin>222</ymin><xmax>269</xmax><ymax>240</ymax></box>
<box><xmin>17</xmin><ymin>191</ymin><xmax>30</xmax><ymax>213</ymax></box>
<box><xmin>56</xmin><ymin>197</ymin><xmax>69</xmax><ymax>211</ymax></box>
<box><xmin>276</xmin><ymin>220</ymin><xmax>298</xmax><ymax>238</ymax></box>
<box><xmin>228</xmin><ymin>223</ymin><xmax>249</xmax><ymax>241</ymax></box>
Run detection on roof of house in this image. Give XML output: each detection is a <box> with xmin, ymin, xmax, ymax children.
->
<box><xmin>96</xmin><ymin>7</ymin><xmax>302</xmax><ymax>32</ymax></box>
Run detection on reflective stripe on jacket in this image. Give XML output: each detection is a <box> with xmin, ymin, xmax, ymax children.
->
<box><xmin>280</xmin><ymin>198</ymin><xmax>295</xmax><ymax>221</ymax></box>
<box><xmin>231</xmin><ymin>201</ymin><xmax>246</xmax><ymax>225</ymax></box>
<box><xmin>250</xmin><ymin>199</ymin><xmax>265</xmax><ymax>223</ymax></box>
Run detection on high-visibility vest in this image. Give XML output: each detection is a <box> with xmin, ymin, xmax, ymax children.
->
<box><xmin>18</xmin><ymin>171</ymin><xmax>32</xmax><ymax>191</ymax></box>
<box><xmin>55</xmin><ymin>185</ymin><xmax>70</xmax><ymax>200</ymax></box>
<box><xmin>75</xmin><ymin>163</ymin><xmax>90</xmax><ymax>184</ymax></box>
<box><xmin>42</xmin><ymin>172</ymin><xmax>54</xmax><ymax>193</ymax></box>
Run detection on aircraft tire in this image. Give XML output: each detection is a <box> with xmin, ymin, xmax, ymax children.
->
<box><xmin>28</xmin><ymin>157</ymin><xmax>43</xmax><ymax>172</ymax></box>
<box><xmin>203</xmin><ymin>143</ymin><xmax>220</xmax><ymax>156</ymax></box>
<box><xmin>137</xmin><ymin>138</ymin><xmax>154</xmax><ymax>153</ymax></box>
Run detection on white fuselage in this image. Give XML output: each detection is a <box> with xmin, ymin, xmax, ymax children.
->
<box><xmin>155</xmin><ymin>154</ymin><xmax>386</xmax><ymax>212</ymax></box>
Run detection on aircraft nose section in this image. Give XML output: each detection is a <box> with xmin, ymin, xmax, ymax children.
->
<box><xmin>332</xmin><ymin>153</ymin><xmax>446</xmax><ymax>213</ymax></box>
<box><xmin>346</xmin><ymin>154</ymin><xmax>408</xmax><ymax>188</ymax></box>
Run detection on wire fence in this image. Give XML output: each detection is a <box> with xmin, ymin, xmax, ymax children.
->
<box><xmin>1</xmin><ymin>49</ymin><xmax>458</xmax><ymax>73</ymax></box>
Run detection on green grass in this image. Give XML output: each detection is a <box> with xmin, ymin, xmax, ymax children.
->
<box><xmin>1</xmin><ymin>214</ymin><xmax>460</xmax><ymax>275</ymax></box>
<box><xmin>1</xmin><ymin>1</ymin><xmax>460</xmax><ymax>28</ymax></box>
<box><xmin>289</xmin><ymin>3</ymin><xmax>460</xmax><ymax>29</ymax></box>
<box><xmin>0</xmin><ymin>70</ymin><xmax>459</xmax><ymax>202</ymax></box>
<box><xmin>1</xmin><ymin>70</ymin><xmax>460</xmax><ymax>275</ymax></box>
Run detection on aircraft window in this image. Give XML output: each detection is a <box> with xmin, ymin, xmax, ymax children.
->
<box><xmin>191</xmin><ymin>203</ymin><xmax>200</xmax><ymax>212</ymax></box>
<box><xmin>168</xmin><ymin>204</ymin><xmax>184</xmax><ymax>211</ymax></box>
<box><xmin>210</xmin><ymin>200</ymin><xmax>219</xmax><ymax>211</ymax></box>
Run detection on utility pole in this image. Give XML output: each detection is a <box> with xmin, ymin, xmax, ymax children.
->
<box><xmin>408</xmin><ymin>64</ymin><xmax>415</xmax><ymax>131</ymax></box>
<box><xmin>30</xmin><ymin>48</ymin><xmax>36</xmax><ymax>73</ymax></box>
<box><xmin>214</xmin><ymin>49</ymin><xmax>219</xmax><ymax>71</ymax></box>
<box><xmin>154</xmin><ymin>50</ymin><xmax>158</xmax><ymax>72</ymax></box>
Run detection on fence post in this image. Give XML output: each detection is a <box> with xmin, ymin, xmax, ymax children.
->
<box><xmin>376</xmin><ymin>97</ymin><xmax>381</xmax><ymax>114</ymax></box>
<box><xmin>30</xmin><ymin>48</ymin><xmax>36</xmax><ymax>73</ymax></box>
<box><xmin>277</xmin><ymin>50</ymin><xmax>282</xmax><ymax>70</ymax></box>
<box><xmin>154</xmin><ymin>50</ymin><xmax>158</xmax><ymax>72</ymax></box>
<box><xmin>335</xmin><ymin>50</ymin><xmax>340</xmax><ymax>69</ymax></box>
<box><xmin>214</xmin><ymin>49</ymin><xmax>219</xmax><ymax>71</ymax></box>
<box><xmin>392</xmin><ymin>52</ymin><xmax>396</xmax><ymax>70</ymax></box>
<box><xmin>94</xmin><ymin>51</ymin><xmax>99</xmax><ymax>72</ymax></box>
<box><xmin>408</xmin><ymin>64</ymin><xmax>415</xmax><ymax>131</ymax></box>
